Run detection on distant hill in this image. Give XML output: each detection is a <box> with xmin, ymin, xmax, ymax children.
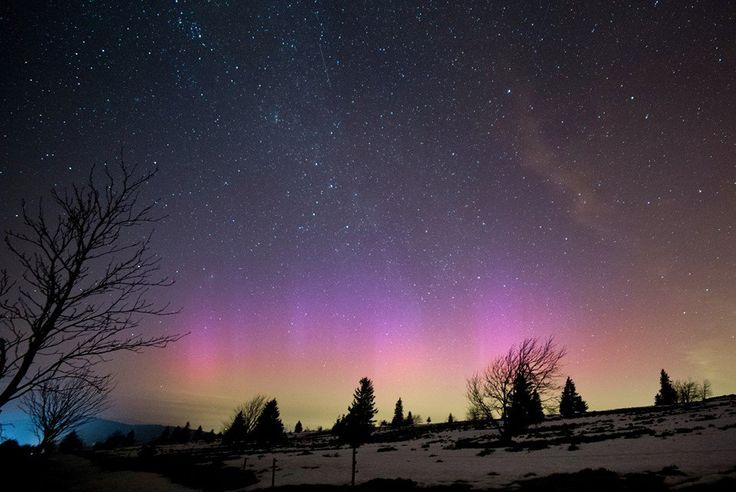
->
<box><xmin>75</xmin><ymin>418</ymin><xmax>167</xmax><ymax>445</ymax></box>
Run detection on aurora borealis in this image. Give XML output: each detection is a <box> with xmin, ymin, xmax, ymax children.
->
<box><xmin>1</xmin><ymin>1</ymin><xmax>734</xmax><ymax>433</ymax></box>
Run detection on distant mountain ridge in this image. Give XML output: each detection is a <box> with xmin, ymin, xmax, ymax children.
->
<box><xmin>75</xmin><ymin>418</ymin><xmax>168</xmax><ymax>445</ymax></box>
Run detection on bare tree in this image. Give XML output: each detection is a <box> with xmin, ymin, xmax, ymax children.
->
<box><xmin>22</xmin><ymin>371</ymin><xmax>112</xmax><ymax>451</ymax></box>
<box><xmin>223</xmin><ymin>394</ymin><xmax>269</xmax><ymax>443</ymax></box>
<box><xmin>467</xmin><ymin>337</ymin><xmax>565</xmax><ymax>439</ymax></box>
<box><xmin>700</xmin><ymin>380</ymin><xmax>712</xmax><ymax>401</ymax></box>
<box><xmin>675</xmin><ymin>379</ymin><xmax>699</xmax><ymax>404</ymax></box>
<box><xmin>0</xmin><ymin>162</ymin><xmax>182</xmax><ymax>410</ymax></box>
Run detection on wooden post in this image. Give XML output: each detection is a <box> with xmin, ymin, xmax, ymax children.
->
<box><xmin>351</xmin><ymin>446</ymin><xmax>357</xmax><ymax>486</ymax></box>
<box><xmin>242</xmin><ymin>456</ymin><xmax>248</xmax><ymax>470</ymax></box>
<box><xmin>271</xmin><ymin>457</ymin><xmax>276</xmax><ymax>488</ymax></box>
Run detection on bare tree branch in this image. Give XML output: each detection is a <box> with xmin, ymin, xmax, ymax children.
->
<box><xmin>0</xmin><ymin>161</ymin><xmax>183</xmax><ymax>409</ymax></box>
<box><xmin>22</xmin><ymin>372</ymin><xmax>113</xmax><ymax>451</ymax></box>
<box><xmin>224</xmin><ymin>394</ymin><xmax>269</xmax><ymax>436</ymax></box>
<box><xmin>466</xmin><ymin>337</ymin><xmax>566</xmax><ymax>438</ymax></box>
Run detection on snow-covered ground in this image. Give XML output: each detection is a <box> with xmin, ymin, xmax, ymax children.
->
<box><xmin>228</xmin><ymin>396</ymin><xmax>736</xmax><ymax>489</ymax></box>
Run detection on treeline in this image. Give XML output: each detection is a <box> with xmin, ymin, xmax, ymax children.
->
<box><xmin>222</xmin><ymin>397</ymin><xmax>286</xmax><ymax>448</ymax></box>
<box><xmin>51</xmin><ymin>421</ymin><xmax>220</xmax><ymax>452</ymax></box>
<box><xmin>3</xmin><ymin>338</ymin><xmax>718</xmax><ymax>455</ymax></box>
<box><xmin>655</xmin><ymin>370</ymin><xmax>712</xmax><ymax>405</ymax></box>
<box><xmin>154</xmin><ymin>422</ymin><xmax>219</xmax><ymax>445</ymax></box>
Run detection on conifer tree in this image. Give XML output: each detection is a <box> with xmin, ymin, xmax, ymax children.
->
<box><xmin>340</xmin><ymin>377</ymin><xmax>377</xmax><ymax>447</ymax></box>
<box><xmin>529</xmin><ymin>389</ymin><xmax>545</xmax><ymax>424</ymax></box>
<box><xmin>405</xmin><ymin>411</ymin><xmax>414</xmax><ymax>426</ymax></box>
<box><xmin>125</xmin><ymin>430</ymin><xmax>137</xmax><ymax>446</ymax></box>
<box><xmin>447</xmin><ymin>413</ymin><xmax>454</xmax><ymax>424</ymax></box>
<box><xmin>331</xmin><ymin>414</ymin><xmax>346</xmax><ymax>435</ymax></box>
<box><xmin>506</xmin><ymin>367</ymin><xmax>543</xmax><ymax>437</ymax></box>
<box><xmin>391</xmin><ymin>398</ymin><xmax>405</xmax><ymax>428</ymax></box>
<box><xmin>559</xmin><ymin>377</ymin><xmax>588</xmax><ymax>417</ymax></box>
<box><xmin>252</xmin><ymin>399</ymin><xmax>285</xmax><ymax>446</ymax></box>
<box><xmin>294</xmin><ymin>420</ymin><xmax>303</xmax><ymax>433</ymax></box>
<box><xmin>157</xmin><ymin>426</ymin><xmax>171</xmax><ymax>445</ymax></box>
<box><xmin>193</xmin><ymin>425</ymin><xmax>204</xmax><ymax>441</ymax></box>
<box><xmin>222</xmin><ymin>410</ymin><xmax>246</xmax><ymax>445</ymax></box>
<box><xmin>655</xmin><ymin>369</ymin><xmax>678</xmax><ymax>406</ymax></box>
<box><xmin>59</xmin><ymin>431</ymin><xmax>84</xmax><ymax>453</ymax></box>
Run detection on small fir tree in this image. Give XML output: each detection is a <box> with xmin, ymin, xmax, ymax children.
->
<box><xmin>655</xmin><ymin>369</ymin><xmax>678</xmax><ymax>406</ymax></box>
<box><xmin>294</xmin><ymin>420</ymin><xmax>303</xmax><ymax>433</ymax></box>
<box><xmin>157</xmin><ymin>427</ymin><xmax>171</xmax><ymax>445</ymax></box>
<box><xmin>506</xmin><ymin>367</ymin><xmax>543</xmax><ymax>437</ymax></box>
<box><xmin>391</xmin><ymin>398</ymin><xmax>405</xmax><ymax>428</ymax></box>
<box><xmin>331</xmin><ymin>414</ymin><xmax>346</xmax><ymax>436</ymax></box>
<box><xmin>405</xmin><ymin>411</ymin><xmax>414</xmax><ymax>426</ymax></box>
<box><xmin>340</xmin><ymin>377</ymin><xmax>377</xmax><ymax>447</ymax></box>
<box><xmin>447</xmin><ymin>413</ymin><xmax>454</xmax><ymax>423</ymax></box>
<box><xmin>59</xmin><ymin>431</ymin><xmax>84</xmax><ymax>453</ymax></box>
<box><xmin>252</xmin><ymin>399</ymin><xmax>286</xmax><ymax>446</ymax></box>
<box><xmin>559</xmin><ymin>377</ymin><xmax>588</xmax><ymax>417</ymax></box>
<box><xmin>529</xmin><ymin>390</ymin><xmax>545</xmax><ymax>424</ymax></box>
<box><xmin>222</xmin><ymin>410</ymin><xmax>247</xmax><ymax>445</ymax></box>
<box><xmin>125</xmin><ymin>430</ymin><xmax>136</xmax><ymax>446</ymax></box>
<box><xmin>192</xmin><ymin>425</ymin><xmax>204</xmax><ymax>441</ymax></box>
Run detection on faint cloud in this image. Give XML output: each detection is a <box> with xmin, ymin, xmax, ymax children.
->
<box><xmin>514</xmin><ymin>103</ymin><xmax>619</xmax><ymax>240</ymax></box>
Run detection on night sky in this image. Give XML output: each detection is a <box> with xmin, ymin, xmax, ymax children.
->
<box><xmin>1</xmin><ymin>1</ymin><xmax>734</xmax><ymax>431</ymax></box>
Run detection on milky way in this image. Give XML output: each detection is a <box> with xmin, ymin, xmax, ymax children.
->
<box><xmin>1</xmin><ymin>1</ymin><xmax>734</xmax><ymax>430</ymax></box>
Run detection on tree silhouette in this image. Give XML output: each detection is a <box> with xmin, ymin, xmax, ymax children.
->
<box><xmin>22</xmin><ymin>370</ymin><xmax>111</xmax><ymax>452</ymax></box>
<box><xmin>192</xmin><ymin>425</ymin><xmax>204</xmax><ymax>441</ymax></box>
<box><xmin>339</xmin><ymin>377</ymin><xmax>377</xmax><ymax>447</ymax></box>
<box><xmin>96</xmin><ymin>430</ymin><xmax>129</xmax><ymax>450</ymax></box>
<box><xmin>391</xmin><ymin>398</ymin><xmax>404</xmax><ymax>428</ymax></box>
<box><xmin>252</xmin><ymin>399</ymin><xmax>285</xmax><ymax>447</ymax></box>
<box><xmin>655</xmin><ymin>369</ymin><xmax>678</xmax><ymax>405</ymax></box>
<box><xmin>125</xmin><ymin>430</ymin><xmax>136</xmax><ymax>446</ymax></box>
<box><xmin>222</xmin><ymin>411</ymin><xmax>246</xmax><ymax>446</ymax></box>
<box><xmin>171</xmin><ymin>422</ymin><xmax>191</xmax><ymax>443</ymax></box>
<box><xmin>331</xmin><ymin>414</ymin><xmax>346</xmax><ymax>436</ymax></box>
<box><xmin>447</xmin><ymin>413</ymin><xmax>454</xmax><ymax>424</ymax></box>
<box><xmin>559</xmin><ymin>377</ymin><xmax>588</xmax><ymax>417</ymax></box>
<box><xmin>157</xmin><ymin>426</ymin><xmax>171</xmax><ymax>445</ymax></box>
<box><xmin>700</xmin><ymin>380</ymin><xmax>713</xmax><ymax>401</ymax></box>
<box><xmin>294</xmin><ymin>420</ymin><xmax>303</xmax><ymax>433</ymax></box>
<box><xmin>506</xmin><ymin>368</ymin><xmax>544</xmax><ymax>436</ymax></box>
<box><xmin>405</xmin><ymin>411</ymin><xmax>414</xmax><ymax>426</ymax></box>
<box><xmin>466</xmin><ymin>337</ymin><xmax>565</xmax><ymax>439</ymax></box>
<box><xmin>0</xmin><ymin>162</ymin><xmax>182</xmax><ymax>410</ymax></box>
<box><xmin>58</xmin><ymin>430</ymin><xmax>84</xmax><ymax>453</ymax></box>
<box><xmin>674</xmin><ymin>379</ymin><xmax>699</xmax><ymax>404</ymax></box>
<box><xmin>222</xmin><ymin>394</ymin><xmax>268</xmax><ymax>444</ymax></box>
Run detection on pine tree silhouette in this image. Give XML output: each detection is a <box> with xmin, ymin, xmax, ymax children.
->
<box><xmin>193</xmin><ymin>425</ymin><xmax>204</xmax><ymax>441</ymax></box>
<box><xmin>447</xmin><ymin>413</ymin><xmax>454</xmax><ymax>424</ymax></box>
<box><xmin>59</xmin><ymin>431</ymin><xmax>84</xmax><ymax>453</ymax></box>
<box><xmin>294</xmin><ymin>420</ymin><xmax>303</xmax><ymax>433</ymax></box>
<box><xmin>391</xmin><ymin>398</ymin><xmax>404</xmax><ymax>428</ymax></box>
<box><xmin>331</xmin><ymin>414</ymin><xmax>346</xmax><ymax>435</ymax></box>
<box><xmin>405</xmin><ymin>411</ymin><xmax>414</xmax><ymax>426</ymax></box>
<box><xmin>655</xmin><ymin>369</ymin><xmax>678</xmax><ymax>406</ymax></box>
<box><xmin>529</xmin><ymin>390</ymin><xmax>544</xmax><ymax>424</ymax></box>
<box><xmin>341</xmin><ymin>377</ymin><xmax>377</xmax><ymax>447</ymax></box>
<box><xmin>559</xmin><ymin>377</ymin><xmax>588</xmax><ymax>417</ymax></box>
<box><xmin>252</xmin><ymin>399</ymin><xmax>286</xmax><ymax>446</ymax></box>
<box><xmin>222</xmin><ymin>410</ymin><xmax>246</xmax><ymax>445</ymax></box>
<box><xmin>507</xmin><ymin>367</ymin><xmax>544</xmax><ymax>436</ymax></box>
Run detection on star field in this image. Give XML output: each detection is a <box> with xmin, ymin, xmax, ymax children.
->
<box><xmin>1</xmin><ymin>1</ymin><xmax>734</xmax><ymax>429</ymax></box>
